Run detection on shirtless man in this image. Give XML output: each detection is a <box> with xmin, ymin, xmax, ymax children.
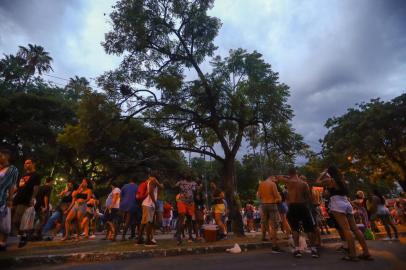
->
<box><xmin>277</xmin><ymin>168</ymin><xmax>319</xmax><ymax>258</ymax></box>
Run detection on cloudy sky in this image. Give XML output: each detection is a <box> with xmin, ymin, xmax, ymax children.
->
<box><xmin>1</xmin><ymin>0</ymin><xmax>405</xmax><ymax>159</ymax></box>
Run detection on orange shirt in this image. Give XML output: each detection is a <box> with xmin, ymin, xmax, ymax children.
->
<box><xmin>257</xmin><ymin>179</ymin><xmax>281</xmax><ymax>204</ymax></box>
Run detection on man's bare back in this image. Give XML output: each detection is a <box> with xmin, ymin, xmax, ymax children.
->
<box><xmin>285</xmin><ymin>176</ymin><xmax>310</xmax><ymax>204</ymax></box>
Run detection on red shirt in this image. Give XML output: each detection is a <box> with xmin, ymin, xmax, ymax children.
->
<box><xmin>163</xmin><ymin>202</ymin><xmax>172</xmax><ymax>218</ymax></box>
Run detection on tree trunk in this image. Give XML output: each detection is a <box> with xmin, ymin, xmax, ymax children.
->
<box><xmin>222</xmin><ymin>156</ymin><xmax>245</xmax><ymax>236</ymax></box>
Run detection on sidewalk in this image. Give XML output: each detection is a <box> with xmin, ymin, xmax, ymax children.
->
<box><xmin>1</xmin><ymin>225</ymin><xmax>405</xmax><ymax>267</ymax></box>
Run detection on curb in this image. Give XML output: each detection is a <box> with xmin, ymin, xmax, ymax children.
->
<box><xmin>3</xmin><ymin>231</ymin><xmax>406</xmax><ymax>267</ymax></box>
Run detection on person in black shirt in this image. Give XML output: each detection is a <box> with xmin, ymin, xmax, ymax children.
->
<box><xmin>33</xmin><ymin>177</ymin><xmax>53</xmax><ymax>239</ymax></box>
<box><xmin>11</xmin><ymin>159</ymin><xmax>41</xmax><ymax>247</ymax></box>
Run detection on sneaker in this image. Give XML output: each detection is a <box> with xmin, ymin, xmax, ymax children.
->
<box><xmin>151</xmin><ymin>238</ymin><xmax>157</xmax><ymax>244</ymax></box>
<box><xmin>89</xmin><ymin>235</ymin><xmax>96</xmax><ymax>239</ymax></box>
<box><xmin>311</xmin><ymin>247</ymin><xmax>320</xmax><ymax>258</ymax></box>
<box><xmin>144</xmin><ymin>241</ymin><xmax>158</xmax><ymax>247</ymax></box>
<box><xmin>293</xmin><ymin>250</ymin><xmax>302</xmax><ymax>258</ymax></box>
<box><xmin>382</xmin><ymin>237</ymin><xmax>392</xmax><ymax>241</ymax></box>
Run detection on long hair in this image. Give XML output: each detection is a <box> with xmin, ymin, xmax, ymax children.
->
<box><xmin>373</xmin><ymin>189</ymin><xmax>385</xmax><ymax>205</ymax></box>
<box><xmin>327</xmin><ymin>165</ymin><xmax>348</xmax><ymax>195</ymax></box>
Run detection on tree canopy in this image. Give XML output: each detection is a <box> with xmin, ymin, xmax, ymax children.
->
<box><xmin>321</xmin><ymin>94</ymin><xmax>406</xmax><ymax>192</ymax></box>
<box><xmin>99</xmin><ymin>0</ymin><xmax>307</xmax><ymax>198</ymax></box>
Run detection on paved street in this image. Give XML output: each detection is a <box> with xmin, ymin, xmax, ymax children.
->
<box><xmin>15</xmin><ymin>238</ymin><xmax>406</xmax><ymax>270</ymax></box>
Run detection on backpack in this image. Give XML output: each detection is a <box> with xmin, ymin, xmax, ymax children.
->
<box><xmin>136</xmin><ymin>181</ymin><xmax>148</xmax><ymax>202</ymax></box>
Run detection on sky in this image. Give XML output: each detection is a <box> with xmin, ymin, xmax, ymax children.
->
<box><xmin>1</xmin><ymin>0</ymin><xmax>405</xmax><ymax>161</ymax></box>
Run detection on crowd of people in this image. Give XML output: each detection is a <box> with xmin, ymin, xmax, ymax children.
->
<box><xmin>0</xmin><ymin>147</ymin><xmax>405</xmax><ymax>262</ymax></box>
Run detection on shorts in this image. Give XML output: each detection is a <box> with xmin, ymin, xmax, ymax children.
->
<box><xmin>261</xmin><ymin>203</ymin><xmax>280</xmax><ymax>229</ymax></box>
<box><xmin>329</xmin><ymin>195</ymin><xmax>353</xmax><ymax>215</ymax></box>
<box><xmin>278</xmin><ymin>202</ymin><xmax>288</xmax><ymax>214</ymax></box>
<box><xmin>141</xmin><ymin>205</ymin><xmax>155</xmax><ymax>224</ymax></box>
<box><xmin>213</xmin><ymin>204</ymin><xmax>225</xmax><ymax>215</ymax></box>
<box><xmin>287</xmin><ymin>203</ymin><xmax>315</xmax><ymax>233</ymax></box>
<box><xmin>72</xmin><ymin>202</ymin><xmax>87</xmax><ymax>215</ymax></box>
<box><xmin>104</xmin><ymin>208</ymin><xmax>120</xmax><ymax>223</ymax></box>
<box><xmin>177</xmin><ymin>201</ymin><xmax>195</xmax><ymax>218</ymax></box>
<box><xmin>162</xmin><ymin>218</ymin><xmax>171</xmax><ymax>227</ymax></box>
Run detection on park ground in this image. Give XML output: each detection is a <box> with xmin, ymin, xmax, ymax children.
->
<box><xmin>10</xmin><ymin>237</ymin><xmax>406</xmax><ymax>270</ymax></box>
<box><xmin>2</xmin><ymin>225</ymin><xmax>406</xmax><ymax>269</ymax></box>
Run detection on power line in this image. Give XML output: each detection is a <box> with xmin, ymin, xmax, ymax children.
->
<box><xmin>43</xmin><ymin>74</ymin><xmax>70</xmax><ymax>81</ymax></box>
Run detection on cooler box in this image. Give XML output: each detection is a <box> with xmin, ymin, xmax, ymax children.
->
<box><xmin>203</xmin><ymin>224</ymin><xmax>219</xmax><ymax>242</ymax></box>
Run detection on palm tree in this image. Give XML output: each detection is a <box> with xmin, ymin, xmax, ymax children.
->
<box><xmin>65</xmin><ymin>76</ymin><xmax>91</xmax><ymax>100</ymax></box>
<box><xmin>17</xmin><ymin>44</ymin><xmax>53</xmax><ymax>87</ymax></box>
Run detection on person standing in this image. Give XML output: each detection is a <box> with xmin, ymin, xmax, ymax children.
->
<box><xmin>257</xmin><ymin>176</ymin><xmax>282</xmax><ymax>252</ymax></box>
<box><xmin>62</xmin><ymin>179</ymin><xmax>92</xmax><ymax>241</ymax></box>
<box><xmin>175</xmin><ymin>175</ymin><xmax>199</xmax><ymax>245</ymax></box>
<box><xmin>210</xmin><ymin>182</ymin><xmax>227</xmax><ymax>240</ymax></box>
<box><xmin>105</xmin><ymin>182</ymin><xmax>121</xmax><ymax>241</ymax></box>
<box><xmin>162</xmin><ymin>201</ymin><xmax>173</xmax><ymax>233</ymax></box>
<box><xmin>120</xmin><ymin>177</ymin><xmax>137</xmax><ymax>240</ymax></box>
<box><xmin>372</xmin><ymin>190</ymin><xmax>398</xmax><ymax>241</ymax></box>
<box><xmin>12</xmin><ymin>159</ymin><xmax>41</xmax><ymax>247</ymax></box>
<box><xmin>33</xmin><ymin>176</ymin><xmax>53</xmax><ymax>240</ymax></box>
<box><xmin>0</xmin><ymin>148</ymin><xmax>19</xmax><ymax>251</ymax></box>
<box><xmin>277</xmin><ymin>168</ymin><xmax>319</xmax><ymax>258</ymax></box>
<box><xmin>317</xmin><ymin>166</ymin><xmax>372</xmax><ymax>261</ymax></box>
<box><xmin>137</xmin><ymin>173</ymin><xmax>160</xmax><ymax>246</ymax></box>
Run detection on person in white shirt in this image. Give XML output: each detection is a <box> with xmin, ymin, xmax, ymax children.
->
<box><xmin>105</xmin><ymin>182</ymin><xmax>120</xmax><ymax>241</ymax></box>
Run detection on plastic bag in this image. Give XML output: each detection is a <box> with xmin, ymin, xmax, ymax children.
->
<box><xmin>364</xmin><ymin>228</ymin><xmax>375</xmax><ymax>240</ymax></box>
<box><xmin>298</xmin><ymin>235</ymin><xmax>308</xmax><ymax>251</ymax></box>
<box><xmin>20</xmin><ymin>206</ymin><xmax>35</xmax><ymax>231</ymax></box>
<box><xmin>0</xmin><ymin>206</ymin><xmax>11</xmax><ymax>234</ymax></box>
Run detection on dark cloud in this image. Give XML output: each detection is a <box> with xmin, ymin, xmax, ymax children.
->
<box><xmin>0</xmin><ymin>0</ymin><xmax>80</xmax><ymax>35</ymax></box>
<box><xmin>0</xmin><ymin>0</ymin><xmax>405</xmax><ymax>159</ymax></box>
<box><xmin>285</xmin><ymin>0</ymin><xmax>406</xmax><ymax>151</ymax></box>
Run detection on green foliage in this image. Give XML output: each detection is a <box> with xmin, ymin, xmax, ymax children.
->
<box><xmin>57</xmin><ymin>91</ymin><xmax>187</xmax><ymax>185</ymax></box>
<box><xmin>321</xmin><ymin>94</ymin><xmax>406</xmax><ymax>191</ymax></box>
<box><xmin>100</xmin><ymin>0</ymin><xmax>307</xmax><ymax>199</ymax></box>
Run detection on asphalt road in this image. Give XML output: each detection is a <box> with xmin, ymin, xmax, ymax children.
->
<box><xmin>13</xmin><ymin>238</ymin><xmax>406</xmax><ymax>270</ymax></box>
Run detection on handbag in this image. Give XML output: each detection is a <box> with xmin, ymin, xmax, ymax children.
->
<box><xmin>20</xmin><ymin>206</ymin><xmax>36</xmax><ymax>231</ymax></box>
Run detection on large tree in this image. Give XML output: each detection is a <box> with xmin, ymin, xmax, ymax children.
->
<box><xmin>322</xmin><ymin>94</ymin><xmax>406</xmax><ymax>191</ymax></box>
<box><xmin>100</xmin><ymin>0</ymin><xmax>306</xmax><ymax>233</ymax></box>
<box><xmin>57</xmin><ymin>91</ymin><xmax>187</xmax><ymax>183</ymax></box>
